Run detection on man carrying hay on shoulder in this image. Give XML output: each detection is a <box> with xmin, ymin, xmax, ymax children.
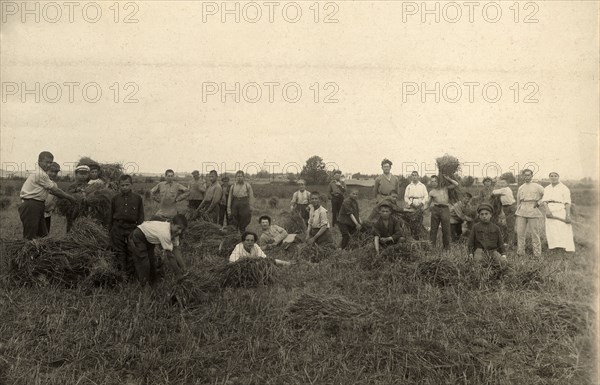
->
<box><xmin>19</xmin><ymin>151</ymin><xmax>76</xmax><ymax>239</ymax></box>
<box><xmin>109</xmin><ymin>175</ymin><xmax>145</xmax><ymax>276</ymax></box>
<box><xmin>424</xmin><ymin>174</ymin><xmax>459</xmax><ymax>252</ymax></box>
<box><xmin>373</xmin><ymin>203</ymin><xmax>405</xmax><ymax>255</ymax></box>
<box><xmin>150</xmin><ymin>169</ymin><xmax>189</xmax><ymax>221</ymax></box>
<box><xmin>229</xmin><ymin>231</ymin><xmax>291</xmax><ymax>266</ymax></box>
<box><xmin>128</xmin><ymin>214</ymin><xmax>188</xmax><ymax>286</ymax></box>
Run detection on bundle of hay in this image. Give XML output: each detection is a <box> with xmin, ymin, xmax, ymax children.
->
<box><xmin>214</xmin><ymin>258</ymin><xmax>278</xmax><ymax>288</ymax></box>
<box><xmin>298</xmin><ymin>243</ymin><xmax>335</xmax><ymax>263</ymax></box>
<box><xmin>345</xmin><ymin>223</ymin><xmax>376</xmax><ymax>250</ymax></box>
<box><xmin>169</xmin><ymin>271</ymin><xmax>220</xmax><ymax>307</ymax></box>
<box><xmin>436</xmin><ymin>154</ymin><xmax>462</xmax><ymax>204</ymax></box>
<box><xmin>184</xmin><ymin>208</ymin><xmax>211</xmax><ymax>223</ymax></box>
<box><xmin>417</xmin><ymin>258</ymin><xmax>459</xmax><ymax>287</ymax></box>
<box><xmin>78</xmin><ymin>156</ymin><xmax>124</xmax><ymax>187</ymax></box>
<box><xmin>82</xmin><ymin>253</ymin><xmax>124</xmax><ymax>288</ymax></box>
<box><xmin>268</xmin><ymin>196</ymin><xmax>279</xmax><ymax>208</ymax></box>
<box><xmin>181</xmin><ymin>220</ymin><xmax>239</xmax><ymax>257</ymax></box>
<box><xmin>56</xmin><ymin>180</ymin><xmax>115</xmax><ymax>227</ymax></box>
<box><xmin>280</xmin><ymin>210</ymin><xmax>306</xmax><ymax>234</ymax></box>
<box><xmin>286</xmin><ymin>293</ymin><xmax>377</xmax><ymax>329</ymax></box>
<box><xmin>380</xmin><ymin>240</ymin><xmax>429</xmax><ymax>263</ymax></box>
<box><xmin>5</xmin><ymin>218</ymin><xmax>115</xmax><ymax>287</ymax></box>
<box><xmin>535</xmin><ymin>299</ymin><xmax>594</xmax><ymax>335</ymax></box>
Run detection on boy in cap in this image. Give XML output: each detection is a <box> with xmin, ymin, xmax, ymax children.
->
<box><xmin>109</xmin><ymin>175</ymin><xmax>145</xmax><ymax>276</ymax></box>
<box><xmin>468</xmin><ymin>203</ymin><xmax>507</xmax><ymax>263</ymax></box>
<box><xmin>19</xmin><ymin>151</ymin><xmax>75</xmax><ymax>239</ymax></box>
<box><xmin>290</xmin><ymin>179</ymin><xmax>311</xmax><ymax>224</ymax></box>
<box><xmin>187</xmin><ymin>170</ymin><xmax>206</xmax><ymax>210</ymax></box>
<box><xmin>128</xmin><ymin>214</ymin><xmax>188</xmax><ymax>285</ymax></box>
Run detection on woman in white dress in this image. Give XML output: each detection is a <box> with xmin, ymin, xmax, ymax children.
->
<box><xmin>541</xmin><ymin>172</ymin><xmax>575</xmax><ymax>252</ymax></box>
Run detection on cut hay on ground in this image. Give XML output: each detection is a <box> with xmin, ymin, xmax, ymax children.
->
<box><xmin>417</xmin><ymin>258</ymin><xmax>459</xmax><ymax>287</ymax></box>
<box><xmin>297</xmin><ymin>243</ymin><xmax>336</xmax><ymax>263</ymax></box>
<box><xmin>181</xmin><ymin>220</ymin><xmax>239</xmax><ymax>257</ymax></box>
<box><xmin>280</xmin><ymin>210</ymin><xmax>306</xmax><ymax>234</ymax></box>
<box><xmin>286</xmin><ymin>293</ymin><xmax>378</xmax><ymax>328</ymax></box>
<box><xmin>5</xmin><ymin>218</ymin><xmax>116</xmax><ymax>287</ymax></box>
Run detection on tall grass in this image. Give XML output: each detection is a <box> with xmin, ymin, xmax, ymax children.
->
<box><xmin>0</xmin><ymin>187</ymin><xmax>597</xmax><ymax>385</ymax></box>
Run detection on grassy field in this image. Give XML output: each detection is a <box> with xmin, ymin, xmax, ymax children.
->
<box><xmin>0</xmin><ymin>182</ymin><xmax>598</xmax><ymax>385</ymax></box>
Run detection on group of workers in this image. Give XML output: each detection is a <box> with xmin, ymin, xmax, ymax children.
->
<box><xmin>17</xmin><ymin>152</ymin><xmax>577</xmax><ymax>285</ymax></box>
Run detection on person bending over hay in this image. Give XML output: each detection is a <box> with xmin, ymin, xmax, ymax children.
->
<box><xmin>127</xmin><ymin>214</ymin><xmax>188</xmax><ymax>286</ymax></box>
<box><xmin>229</xmin><ymin>231</ymin><xmax>291</xmax><ymax>266</ymax></box>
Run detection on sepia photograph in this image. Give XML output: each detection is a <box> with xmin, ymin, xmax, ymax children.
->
<box><xmin>0</xmin><ymin>1</ymin><xmax>599</xmax><ymax>384</ymax></box>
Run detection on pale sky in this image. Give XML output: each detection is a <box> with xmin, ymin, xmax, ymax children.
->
<box><xmin>1</xmin><ymin>1</ymin><xmax>598</xmax><ymax>179</ymax></box>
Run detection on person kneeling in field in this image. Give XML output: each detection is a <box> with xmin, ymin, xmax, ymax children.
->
<box><xmin>468</xmin><ymin>203</ymin><xmax>507</xmax><ymax>263</ymax></box>
<box><xmin>374</xmin><ymin>204</ymin><xmax>405</xmax><ymax>255</ymax></box>
<box><xmin>306</xmin><ymin>192</ymin><xmax>335</xmax><ymax>247</ymax></box>
<box><xmin>258</xmin><ymin>215</ymin><xmax>298</xmax><ymax>250</ymax></box>
<box><xmin>229</xmin><ymin>231</ymin><xmax>291</xmax><ymax>266</ymax></box>
<box><xmin>128</xmin><ymin>214</ymin><xmax>188</xmax><ymax>285</ymax></box>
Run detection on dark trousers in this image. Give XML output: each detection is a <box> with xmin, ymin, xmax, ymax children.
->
<box><xmin>18</xmin><ymin>199</ymin><xmax>47</xmax><ymax>239</ymax></box>
<box><xmin>294</xmin><ymin>203</ymin><xmax>310</xmax><ymax>223</ymax></box>
<box><xmin>128</xmin><ymin>228</ymin><xmax>158</xmax><ymax>285</ymax></box>
<box><xmin>450</xmin><ymin>222</ymin><xmax>462</xmax><ymax>241</ymax></box>
<box><xmin>219</xmin><ymin>204</ymin><xmax>228</xmax><ymax>226</ymax></box>
<box><xmin>502</xmin><ymin>204</ymin><xmax>516</xmax><ymax>245</ymax></box>
<box><xmin>331</xmin><ymin>195</ymin><xmax>344</xmax><ymax>227</ymax></box>
<box><xmin>231</xmin><ymin>197</ymin><xmax>251</xmax><ymax>232</ymax></box>
<box><xmin>188</xmin><ymin>200</ymin><xmax>202</xmax><ymax>210</ymax></box>
<box><xmin>309</xmin><ymin>227</ymin><xmax>334</xmax><ymax>246</ymax></box>
<box><xmin>338</xmin><ymin>222</ymin><xmax>357</xmax><ymax>249</ymax></box>
<box><xmin>430</xmin><ymin>205</ymin><xmax>451</xmax><ymax>250</ymax></box>
<box><xmin>206</xmin><ymin>206</ymin><xmax>220</xmax><ymax>224</ymax></box>
<box><xmin>45</xmin><ymin>217</ymin><xmax>52</xmax><ymax>233</ymax></box>
<box><xmin>110</xmin><ymin>222</ymin><xmax>137</xmax><ymax>275</ymax></box>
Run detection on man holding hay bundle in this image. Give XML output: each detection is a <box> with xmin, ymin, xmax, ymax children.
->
<box><xmin>373</xmin><ymin>159</ymin><xmax>400</xmax><ymax>203</ymax></box>
<box><xmin>128</xmin><ymin>214</ymin><xmax>188</xmax><ymax>285</ymax></box>
<box><xmin>424</xmin><ymin>174</ymin><xmax>459</xmax><ymax>251</ymax></box>
<box><xmin>19</xmin><ymin>151</ymin><xmax>76</xmax><ymax>239</ymax></box>
<box><xmin>150</xmin><ymin>169</ymin><xmax>189</xmax><ymax>221</ymax></box>
<box><xmin>109</xmin><ymin>175</ymin><xmax>145</xmax><ymax>275</ymax></box>
<box><xmin>197</xmin><ymin>170</ymin><xmax>222</xmax><ymax>223</ymax></box>
<box><xmin>515</xmin><ymin>169</ymin><xmax>544</xmax><ymax>257</ymax></box>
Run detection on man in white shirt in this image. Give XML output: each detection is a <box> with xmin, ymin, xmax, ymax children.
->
<box><xmin>404</xmin><ymin>171</ymin><xmax>429</xmax><ymax>213</ymax></box>
<box><xmin>128</xmin><ymin>214</ymin><xmax>188</xmax><ymax>285</ymax></box>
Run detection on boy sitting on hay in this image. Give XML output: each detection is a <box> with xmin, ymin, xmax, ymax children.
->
<box><xmin>468</xmin><ymin>203</ymin><xmax>507</xmax><ymax>263</ymax></box>
<box><xmin>373</xmin><ymin>203</ymin><xmax>406</xmax><ymax>255</ymax></box>
<box><xmin>127</xmin><ymin>214</ymin><xmax>188</xmax><ymax>285</ymax></box>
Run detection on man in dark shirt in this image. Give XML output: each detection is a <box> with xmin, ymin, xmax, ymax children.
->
<box><xmin>468</xmin><ymin>203</ymin><xmax>506</xmax><ymax>263</ymax></box>
<box><xmin>337</xmin><ymin>188</ymin><xmax>362</xmax><ymax>249</ymax></box>
<box><xmin>109</xmin><ymin>175</ymin><xmax>145</xmax><ymax>275</ymax></box>
<box><xmin>328</xmin><ymin>170</ymin><xmax>346</xmax><ymax>227</ymax></box>
<box><xmin>373</xmin><ymin>204</ymin><xmax>405</xmax><ymax>255</ymax></box>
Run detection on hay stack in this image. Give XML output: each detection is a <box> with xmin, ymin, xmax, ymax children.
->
<box><xmin>287</xmin><ymin>293</ymin><xmax>377</xmax><ymax>328</ymax></box>
<box><xmin>56</xmin><ymin>178</ymin><xmax>116</xmax><ymax>226</ymax></box>
<box><xmin>181</xmin><ymin>220</ymin><xmax>239</xmax><ymax>257</ymax></box>
<box><xmin>5</xmin><ymin>218</ymin><xmax>115</xmax><ymax>287</ymax></box>
<box><xmin>298</xmin><ymin>244</ymin><xmax>336</xmax><ymax>263</ymax></box>
<box><xmin>280</xmin><ymin>210</ymin><xmax>306</xmax><ymax>234</ymax></box>
<box><xmin>380</xmin><ymin>240</ymin><xmax>429</xmax><ymax>263</ymax></box>
<box><xmin>436</xmin><ymin>154</ymin><xmax>461</xmax><ymax>204</ymax></box>
<box><xmin>169</xmin><ymin>271</ymin><xmax>219</xmax><ymax>307</ymax></box>
<box><xmin>214</xmin><ymin>258</ymin><xmax>278</xmax><ymax>288</ymax></box>
<box><xmin>417</xmin><ymin>258</ymin><xmax>459</xmax><ymax>287</ymax></box>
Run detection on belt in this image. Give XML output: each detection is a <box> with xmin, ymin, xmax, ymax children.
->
<box><xmin>379</xmin><ymin>193</ymin><xmax>391</xmax><ymax>196</ymax></box>
<box><xmin>545</xmin><ymin>200</ymin><xmax>565</xmax><ymax>204</ymax></box>
<box><xmin>502</xmin><ymin>203</ymin><xmax>516</xmax><ymax>207</ymax></box>
<box><xmin>21</xmin><ymin>198</ymin><xmax>44</xmax><ymax>203</ymax></box>
<box><xmin>434</xmin><ymin>204</ymin><xmax>449</xmax><ymax>207</ymax></box>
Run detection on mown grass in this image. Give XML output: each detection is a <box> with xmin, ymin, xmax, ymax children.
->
<box><xmin>0</xmin><ymin>189</ymin><xmax>597</xmax><ymax>385</ymax></box>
